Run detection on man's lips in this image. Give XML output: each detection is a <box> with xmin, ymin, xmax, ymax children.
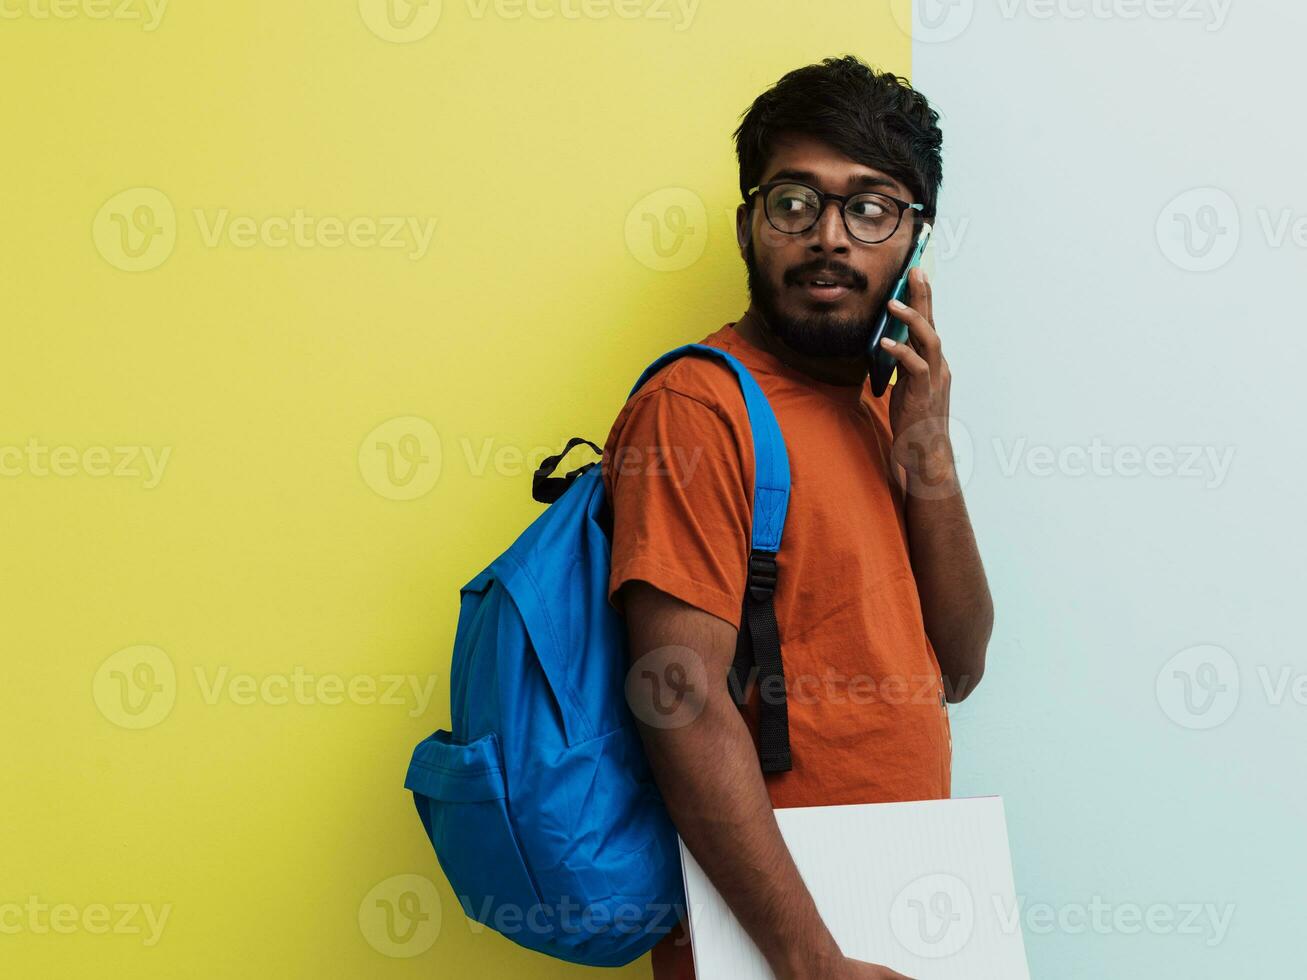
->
<box><xmin>794</xmin><ymin>279</ymin><xmax>855</xmax><ymax>302</ymax></box>
<box><xmin>789</xmin><ymin>266</ymin><xmax>861</xmax><ymax>302</ymax></box>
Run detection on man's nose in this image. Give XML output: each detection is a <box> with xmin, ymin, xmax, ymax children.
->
<box><xmin>808</xmin><ymin>199</ymin><xmax>851</xmax><ymax>252</ymax></box>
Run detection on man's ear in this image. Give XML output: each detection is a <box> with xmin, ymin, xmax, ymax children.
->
<box><xmin>735</xmin><ymin>203</ymin><xmax>750</xmax><ymax>254</ymax></box>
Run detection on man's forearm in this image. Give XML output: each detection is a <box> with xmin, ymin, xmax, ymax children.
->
<box><xmin>637</xmin><ymin>693</ymin><xmax>841</xmax><ymax>980</ymax></box>
<box><xmin>621</xmin><ymin>582</ymin><xmax>841</xmax><ymax>979</ymax></box>
<box><xmin>902</xmin><ymin>460</ymin><xmax>993</xmax><ymax>701</ymax></box>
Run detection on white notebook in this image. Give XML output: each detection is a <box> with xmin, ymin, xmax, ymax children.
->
<box><xmin>678</xmin><ymin>796</ymin><xmax>1030</xmax><ymax>979</ymax></box>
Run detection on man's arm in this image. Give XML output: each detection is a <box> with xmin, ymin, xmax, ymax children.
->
<box><xmin>903</xmin><ymin>466</ymin><xmax>993</xmax><ymax>702</ymax></box>
<box><xmin>620</xmin><ymin>580</ymin><xmax>914</xmax><ymax>980</ymax></box>
<box><xmin>878</xmin><ymin>266</ymin><xmax>994</xmax><ymax>702</ymax></box>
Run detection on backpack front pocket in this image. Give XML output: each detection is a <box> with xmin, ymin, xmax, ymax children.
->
<box><xmin>404</xmin><ymin>730</ymin><xmax>544</xmax><ymax>925</ymax></box>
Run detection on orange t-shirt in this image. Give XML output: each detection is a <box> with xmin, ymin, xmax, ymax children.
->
<box><xmin>600</xmin><ymin>313</ymin><xmax>952</xmax><ymax>980</ymax></box>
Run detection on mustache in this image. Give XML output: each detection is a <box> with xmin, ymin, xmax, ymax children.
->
<box><xmin>784</xmin><ymin>262</ymin><xmax>866</xmax><ymax>290</ymax></box>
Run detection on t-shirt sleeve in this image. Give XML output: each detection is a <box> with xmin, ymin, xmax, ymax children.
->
<box><xmin>602</xmin><ymin>384</ymin><xmax>752</xmax><ymax>630</ymax></box>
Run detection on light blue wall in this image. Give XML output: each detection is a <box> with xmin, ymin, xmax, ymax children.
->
<box><xmin>912</xmin><ymin>3</ymin><xmax>1307</xmax><ymax>975</ymax></box>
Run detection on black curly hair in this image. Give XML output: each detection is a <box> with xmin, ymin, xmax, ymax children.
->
<box><xmin>733</xmin><ymin>55</ymin><xmax>944</xmax><ymax>220</ymax></box>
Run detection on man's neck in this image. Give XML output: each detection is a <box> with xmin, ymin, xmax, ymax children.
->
<box><xmin>734</xmin><ymin>304</ymin><xmax>870</xmax><ymax>388</ymax></box>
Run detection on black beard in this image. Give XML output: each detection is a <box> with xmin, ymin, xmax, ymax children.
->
<box><xmin>744</xmin><ymin>238</ymin><xmax>889</xmax><ymax>359</ymax></box>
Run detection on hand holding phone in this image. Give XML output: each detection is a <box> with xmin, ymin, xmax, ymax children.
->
<box><xmin>866</xmin><ymin>222</ymin><xmax>932</xmax><ymax>397</ymax></box>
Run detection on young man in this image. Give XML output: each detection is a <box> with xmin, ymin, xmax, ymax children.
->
<box><xmin>601</xmin><ymin>56</ymin><xmax>993</xmax><ymax>979</ymax></box>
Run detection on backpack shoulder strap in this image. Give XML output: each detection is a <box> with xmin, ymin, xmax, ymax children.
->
<box><xmin>628</xmin><ymin>344</ymin><xmax>790</xmax><ymax>553</ymax></box>
<box><xmin>628</xmin><ymin>343</ymin><xmax>793</xmax><ymax>772</ymax></box>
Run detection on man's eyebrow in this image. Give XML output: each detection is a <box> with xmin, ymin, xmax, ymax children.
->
<box><xmin>765</xmin><ymin>168</ymin><xmax>902</xmax><ymax>192</ymax></box>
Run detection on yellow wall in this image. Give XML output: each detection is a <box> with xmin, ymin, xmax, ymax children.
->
<box><xmin>0</xmin><ymin>3</ymin><xmax>909</xmax><ymax>975</ymax></box>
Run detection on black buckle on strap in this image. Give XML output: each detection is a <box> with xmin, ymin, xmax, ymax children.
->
<box><xmin>731</xmin><ymin>548</ymin><xmax>792</xmax><ymax>773</ymax></box>
<box><xmin>747</xmin><ymin>551</ymin><xmax>777</xmax><ymax>601</ymax></box>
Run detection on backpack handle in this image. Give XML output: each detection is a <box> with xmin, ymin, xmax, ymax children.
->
<box><xmin>532</xmin><ymin>436</ymin><xmax>602</xmax><ymax>504</ymax></box>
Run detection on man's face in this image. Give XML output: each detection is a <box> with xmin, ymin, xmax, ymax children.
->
<box><xmin>737</xmin><ymin>133</ymin><xmax>920</xmax><ymax>359</ymax></box>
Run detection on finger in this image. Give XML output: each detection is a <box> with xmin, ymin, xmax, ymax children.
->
<box><xmin>888</xmin><ymin>297</ymin><xmax>941</xmax><ymax>373</ymax></box>
<box><xmin>878</xmin><ymin>332</ymin><xmax>930</xmax><ymax>381</ymax></box>
<box><xmin>913</xmin><ymin>264</ymin><xmax>934</xmax><ymax>329</ymax></box>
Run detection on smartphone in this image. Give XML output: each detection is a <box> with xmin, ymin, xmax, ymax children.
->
<box><xmin>866</xmin><ymin>222</ymin><xmax>933</xmax><ymax>397</ymax></box>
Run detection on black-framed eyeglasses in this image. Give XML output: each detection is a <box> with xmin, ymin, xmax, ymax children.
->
<box><xmin>745</xmin><ymin>179</ymin><xmax>925</xmax><ymax>245</ymax></box>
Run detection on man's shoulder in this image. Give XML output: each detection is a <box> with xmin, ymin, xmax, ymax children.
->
<box><xmin>623</xmin><ymin>327</ymin><xmax>752</xmax><ymax>421</ymax></box>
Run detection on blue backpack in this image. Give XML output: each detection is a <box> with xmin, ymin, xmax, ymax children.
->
<box><xmin>403</xmin><ymin>343</ymin><xmax>794</xmax><ymax>967</ymax></box>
